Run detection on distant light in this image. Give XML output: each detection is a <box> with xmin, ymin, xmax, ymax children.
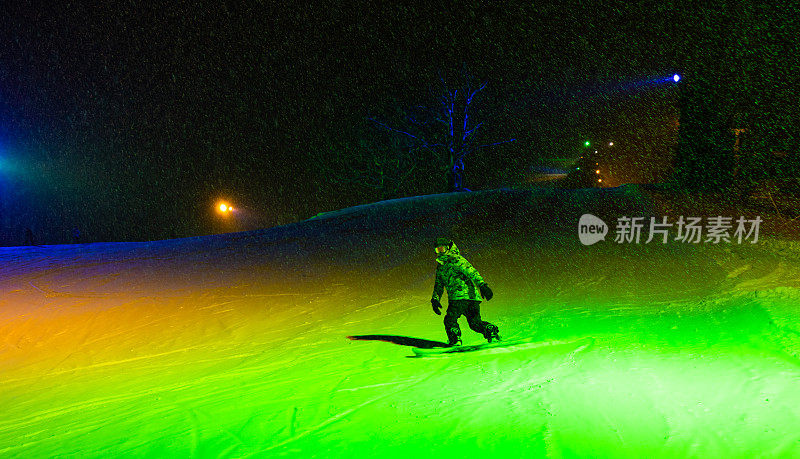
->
<box><xmin>584</xmin><ymin>141</ymin><xmax>591</xmax><ymax>147</ymax></box>
<box><xmin>219</xmin><ymin>204</ymin><xmax>228</xmax><ymax>212</ymax></box>
<box><xmin>609</xmin><ymin>142</ymin><xmax>614</xmax><ymax>146</ymax></box>
<box><xmin>576</xmin><ymin>167</ymin><xmax>581</xmax><ymax>170</ymax></box>
<box><xmin>598</xmin><ymin>179</ymin><xmax>602</xmax><ymax>182</ymax></box>
<box><xmin>596</xmin><ymin>169</ymin><xmax>601</xmax><ymax>174</ymax></box>
<box><xmin>673</xmin><ymin>74</ymin><xmax>681</xmax><ymax>82</ymax></box>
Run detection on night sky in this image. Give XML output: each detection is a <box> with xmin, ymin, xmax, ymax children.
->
<box><xmin>0</xmin><ymin>2</ymin><xmax>792</xmax><ymax>244</ymax></box>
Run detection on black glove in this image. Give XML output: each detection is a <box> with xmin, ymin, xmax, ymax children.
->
<box><xmin>431</xmin><ymin>298</ymin><xmax>442</xmax><ymax>315</ymax></box>
<box><xmin>480</xmin><ymin>284</ymin><xmax>494</xmax><ymax>301</ymax></box>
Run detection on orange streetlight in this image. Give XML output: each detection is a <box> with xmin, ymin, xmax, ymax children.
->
<box><xmin>217</xmin><ymin>201</ymin><xmax>235</xmax><ymax>215</ymax></box>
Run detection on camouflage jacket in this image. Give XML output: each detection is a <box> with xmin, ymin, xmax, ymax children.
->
<box><xmin>431</xmin><ymin>243</ymin><xmax>487</xmax><ymax>303</ymax></box>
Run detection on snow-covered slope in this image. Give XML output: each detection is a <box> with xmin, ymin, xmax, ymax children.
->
<box><xmin>1</xmin><ymin>186</ymin><xmax>799</xmax><ymax>457</ymax></box>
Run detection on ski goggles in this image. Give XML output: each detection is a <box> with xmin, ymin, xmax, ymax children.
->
<box><xmin>435</xmin><ymin>246</ymin><xmax>448</xmax><ymax>254</ymax></box>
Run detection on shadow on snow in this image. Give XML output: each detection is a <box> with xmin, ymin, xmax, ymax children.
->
<box><xmin>347</xmin><ymin>335</ymin><xmax>449</xmax><ymax>349</ymax></box>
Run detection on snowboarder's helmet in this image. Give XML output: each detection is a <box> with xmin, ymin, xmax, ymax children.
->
<box><xmin>434</xmin><ymin>237</ymin><xmax>452</xmax><ymax>253</ymax></box>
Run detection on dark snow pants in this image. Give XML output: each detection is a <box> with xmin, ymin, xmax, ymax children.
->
<box><xmin>444</xmin><ymin>299</ymin><xmax>496</xmax><ymax>343</ymax></box>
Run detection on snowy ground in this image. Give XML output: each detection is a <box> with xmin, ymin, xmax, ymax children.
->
<box><xmin>1</xmin><ymin>186</ymin><xmax>799</xmax><ymax>457</ymax></box>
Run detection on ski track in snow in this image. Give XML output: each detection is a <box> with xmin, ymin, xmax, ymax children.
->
<box><xmin>2</xmin><ymin>189</ymin><xmax>800</xmax><ymax>457</ymax></box>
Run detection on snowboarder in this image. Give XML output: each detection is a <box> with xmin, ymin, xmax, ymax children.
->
<box><xmin>431</xmin><ymin>237</ymin><xmax>500</xmax><ymax>346</ymax></box>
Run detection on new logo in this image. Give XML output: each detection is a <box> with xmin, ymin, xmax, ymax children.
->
<box><xmin>578</xmin><ymin>214</ymin><xmax>608</xmax><ymax>245</ymax></box>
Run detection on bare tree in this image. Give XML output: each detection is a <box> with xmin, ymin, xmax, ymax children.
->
<box><xmin>369</xmin><ymin>68</ymin><xmax>515</xmax><ymax>192</ymax></box>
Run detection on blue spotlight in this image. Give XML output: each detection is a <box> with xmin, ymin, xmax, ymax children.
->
<box><xmin>673</xmin><ymin>74</ymin><xmax>681</xmax><ymax>83</ymax></box>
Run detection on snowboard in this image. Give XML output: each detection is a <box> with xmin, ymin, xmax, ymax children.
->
<box><xmin>411</xmin><ymin>336</ymin><xmax>593</xmax><ymax>357</ymax></box>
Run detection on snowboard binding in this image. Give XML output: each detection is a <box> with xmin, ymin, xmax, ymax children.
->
<box><xmin>447</xmin><ymin>327</ymin><xmax>462</xmax><ymax>347</ymax></box>
<box><xmin>485</xmin><ymin>324</ymin><xmax>501</xmax><ymax>343</ymax></box>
